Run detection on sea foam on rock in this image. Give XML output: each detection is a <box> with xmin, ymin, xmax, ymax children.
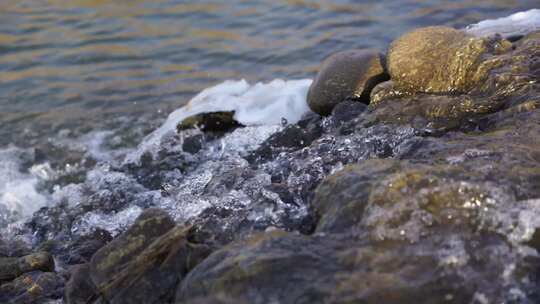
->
<box><xmin>127</xmin><ymin>79</ymin><xmax>312</xmax><ymax>163</ymax></box>
<box><xmin>466</xmin><ymin>9</ymin><xmax>540</xmax><ymax>39</ymax></box>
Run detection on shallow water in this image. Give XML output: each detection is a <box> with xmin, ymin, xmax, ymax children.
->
<box><xmin>1</xmin><ymin>0</ymin><xmax>539</xmax><ymax>147</ymax></box>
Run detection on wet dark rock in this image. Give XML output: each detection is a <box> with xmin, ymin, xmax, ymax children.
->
<box><xmin>307</xmin><ymin>49</ymin><xmax>388</xmax><ymax>115</ymax></box>
<box><xmin>64</xmin><ymin>264</ymin><xmax>97</xmax><ymax>304</ymax></box>
<box><xmin>177</xmin><ymin>230</ymin><xmax>523</xmax><ymax>304</ymax></box>
<box><xmin>0</xmin><ymin>252</ymin><xmax>54</xmax><ymax>282</ymax></box>
<box><xmin>65</xmin><ymin>229</ymin><xmax>113</xmax><ymax>265</ymax></box>
<box><xmin>247</xmin><ymin>123</ymin><xmax>322</xmax><ymax>163</ymax></box>
<box><xmin>184</xmin><ymin>295</ymin><xmax>244</xmax><ymax>304</ymax></box>
<box><xmin>177</xmin><ymin>111</ymin><xmax>243</xmax><ymax>132</ymax></box>
<box><xmin>203</xmin><ymin>168</ymin><xmax>257</xmax><ymax>196</ymax></box>
<box><xmin>330</xmin><ymin>100</ymin><xmax>367</xmax><ymax>127</ymax></box>
<box><xmin>182</xmin><ymin>134</ymin><xmax>205</xmax><ymax>154</ymax></box>
<box><xmin>89</xmin><ymin>208</ymin><xmax>212</xmax><ymax>303</ymax></box>
<box><xmin>0</xmin><ymin>271</ymin><xmax>64</xmax><ymax>304</ymax></box>
<box><xmin>89</xmin><ymin>208</ymin><xmax>175</xmax><ymax>286</ymax></box>
<box><xmin>312</xmin><ymin>159</ymin><xmax>393</xmax><ymax>233</ymax></box>
<box><xmin>0</xmin><ymin>238</ymin><xmax>32</xmax><ymax>258</ymax></box>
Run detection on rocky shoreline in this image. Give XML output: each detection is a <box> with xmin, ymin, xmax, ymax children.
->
<box><xmin>1</xmin><ymin>17</ymin><xmax>540</xmax><ymax>304</ymax></box>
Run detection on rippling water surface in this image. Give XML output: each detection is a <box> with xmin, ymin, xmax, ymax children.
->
<box><xmin>0</xmin><ymin>0</ymin><xmax>538</xmax><ymax>147</ymax></box>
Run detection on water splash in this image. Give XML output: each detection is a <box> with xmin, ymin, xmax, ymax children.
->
<box><xmin>125</xmin><ymin>79</ymin><xmax>312</xmax><ymax>163</ymax></box>
<box><xmin>466</xmin><ymin>9</ymin><xmax>540</xmax><ymax>38</ymax></box>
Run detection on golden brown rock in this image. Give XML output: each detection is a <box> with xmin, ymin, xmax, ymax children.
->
<box><xmin>387</xmin><ymin>26</ymin><xmax>511</xmax><ymax>95</ymax></box>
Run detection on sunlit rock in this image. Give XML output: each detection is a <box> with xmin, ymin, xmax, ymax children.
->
<box><xmin>386</xmin><ymin>26</ymin><xmax>512</xmax><ymax>96</ymax></box>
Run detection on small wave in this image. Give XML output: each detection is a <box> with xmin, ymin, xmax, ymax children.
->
<box><xmin>466</xmin><ymin>8</ymin><xmax>540</xmax><ymax>38</ymax></box>
<box><xmin>0</xmin><ymin>147</ymin><xmax>49</xmax><ymax>231</ymax></box>
<box><xmin>125</xmin><ymin>78</ymin><xmax>312</xmax><ymax>163</ymax></box>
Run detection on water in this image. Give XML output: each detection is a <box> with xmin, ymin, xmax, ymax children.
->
<box><xmin>1</xmin><ymin>0</ymin><xmax>538</xmax><ymax>148</ymax></box>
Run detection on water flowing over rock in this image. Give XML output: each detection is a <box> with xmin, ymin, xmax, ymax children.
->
<box><xmin>466</xmin><ymin>9</ymin><xmax>540</xmax><ymax>39</ymax></box>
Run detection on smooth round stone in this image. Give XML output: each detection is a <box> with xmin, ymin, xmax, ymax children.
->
<box><xmin>307</xmin><ymin>49</ymin><xmax>388</xmax><ymax>115</ymax></box>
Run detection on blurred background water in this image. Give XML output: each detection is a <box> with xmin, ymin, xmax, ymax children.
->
<box><xmin>0</xmin><ymin>0</ymin><xmax>538</xmax><ymax>148</ymax></box>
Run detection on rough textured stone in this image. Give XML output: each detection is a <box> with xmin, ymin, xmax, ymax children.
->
<box><xmin>370</xmin><ymin>30</ymin><xmax>539</xmax><ymax>130</ymax></box>
<box><xmin>0</xmin><ymin>271</ymin><xmax>64</xmax><ymax>304</ymax></box>
<box><xmin>89</xmin><ymin>208</ymin><xmax>211</xmax><ymax>304</ymax></box>
<box><xmin>307</xmin><ymin>49</ymin><xmax>388</xmax><ymax>115</ymax></box>
<box><xmin>64</xmin><ymin>264</ymin><xmax>97</xmax><ymax>304</ymax></box>
<box><xmin>386</xmin><ymin>26</ymin><xmax>512</xmax><ymax>95</ymax></box>
<box><xmin>176</xmin><ymin>230</ymin><xmax>517</xmax><ymax>304</ymax></box>
<box><xmin>89</xmin><ymin>208</ymin><xmax>175</xmax><ymax>287</ymax></box>
<box><xmin>0</xmin><ymin>252</ymin><xmax>54</xmax><ymax>282</ymax></box>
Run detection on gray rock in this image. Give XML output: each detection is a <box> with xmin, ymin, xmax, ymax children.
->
<box><xmin>0</xmin><ymin>252</ymin><xmax>54</xmax><ymax>282</ymax></box>
<box><xmin>0</xmin><ymin>271</ymin><xmax>64</xmax><ymax>304</ymax></box>
<box><xmin>64</xmin><ymin>264</ymin><xmax>97</xmax><ymax>304</ymax></box>
<box><xmin>176</xmin><ymin>230</ymin><xmax>512</xmax><ymax>304</ymax></box>
<box><xmin>89</xmin><ymin>208</ymin><xmax>211</xmax><ymax>304</ymax></box>
<box><xmin>307</xmin><ymin>49</ymin><xmax>388</xmax><ymax>115</ymax></box>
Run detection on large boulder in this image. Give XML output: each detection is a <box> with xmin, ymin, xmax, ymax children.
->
<box><xmin>307</xmin><ymin>49</ymin><xmax>388</xmax><ymax>115</ymax></box>
<box><xmin>64</xmin><ymin>264</ymin><xmax>97</xmax><ymax>304</ymax></box>
<box><xmin>88</xmin><ymin>208</ymin><xmax>212</xmax><ymax>304</ymax></box>
<box><xmin>386</xmin><ymin>26</ymin><xmax>512</xmax><ymax>95</ymax></box>
<box><xmin>176</xmin><ymin>230</ymin><xmax>517</xmax><ymax>304</ymax></box>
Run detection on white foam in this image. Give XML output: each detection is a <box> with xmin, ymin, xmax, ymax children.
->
<box><xmin>466</xmin><ymin>9</ymin><xmax>540</xmax><ymax>38</ymax></box>
<box><xmin>126</xmin><ymin>78</ymin><xmax>312</xmax><ymax>163</ymax></box>
<box><xmin>0</xmin><ymin>147</ymin><xmax>49</xmax><ymax>228</ymax></box>
<box><xmin>70</xmin><ymin>205</ymin><xmax>143</xmax><ymax>237</ymax></box>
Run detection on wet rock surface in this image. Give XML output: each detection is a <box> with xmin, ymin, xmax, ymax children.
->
<box><xmin>0</xmin><ymin>252</ymin><xmax>54</xmax><ymax>282</ymax></box>
<box><xmin>307</xmin><ymin>49</ymin><xmax>388</xmax><ymax>115</ymax></box>
<box><xmin>177</xmin><ymin>111</ymin><xmax>243</xmax><ymax>132</ymax></box>
<box><xmin>0</xmin><ymin>271</ymin><xmax>64</xmax><ymax>304</ymax></box>
<box><xmin>386</xmin><ymin>26</ymin><xmax>512</xmax><ymax>95</ymax></box>
<box><xmin>84</xmin><ymin>208</ymin><xmax>212</xmax><ymax>304</ymax></box>
<box><xmin>0</xmin><ymin>28</ymin><xmax>539</xmax><ymax>303</ymax></box>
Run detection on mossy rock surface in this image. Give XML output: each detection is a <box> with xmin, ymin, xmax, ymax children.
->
<box><xmin>0</xmin><ymin>271</ymin><xmax>64</xmax><ymax>303</ymax></box>
<box><xmin>386</xmin><ymin>26</ymin><xmax>512</xmax><ymax>95</ymax></box>
<box><xmin>88</xmin><ymin>208</ymin><xmax>211</xmax><ymax>304</ymax></box>
<box><xmin>177</xmin><ymin>111</ymin><xmax>242</xmax><ymax>132</ymax></box>
<box><xmin>0</xmin><ymin>252</ymin><xmax>54</xmax><ymax>282</ymax></box>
